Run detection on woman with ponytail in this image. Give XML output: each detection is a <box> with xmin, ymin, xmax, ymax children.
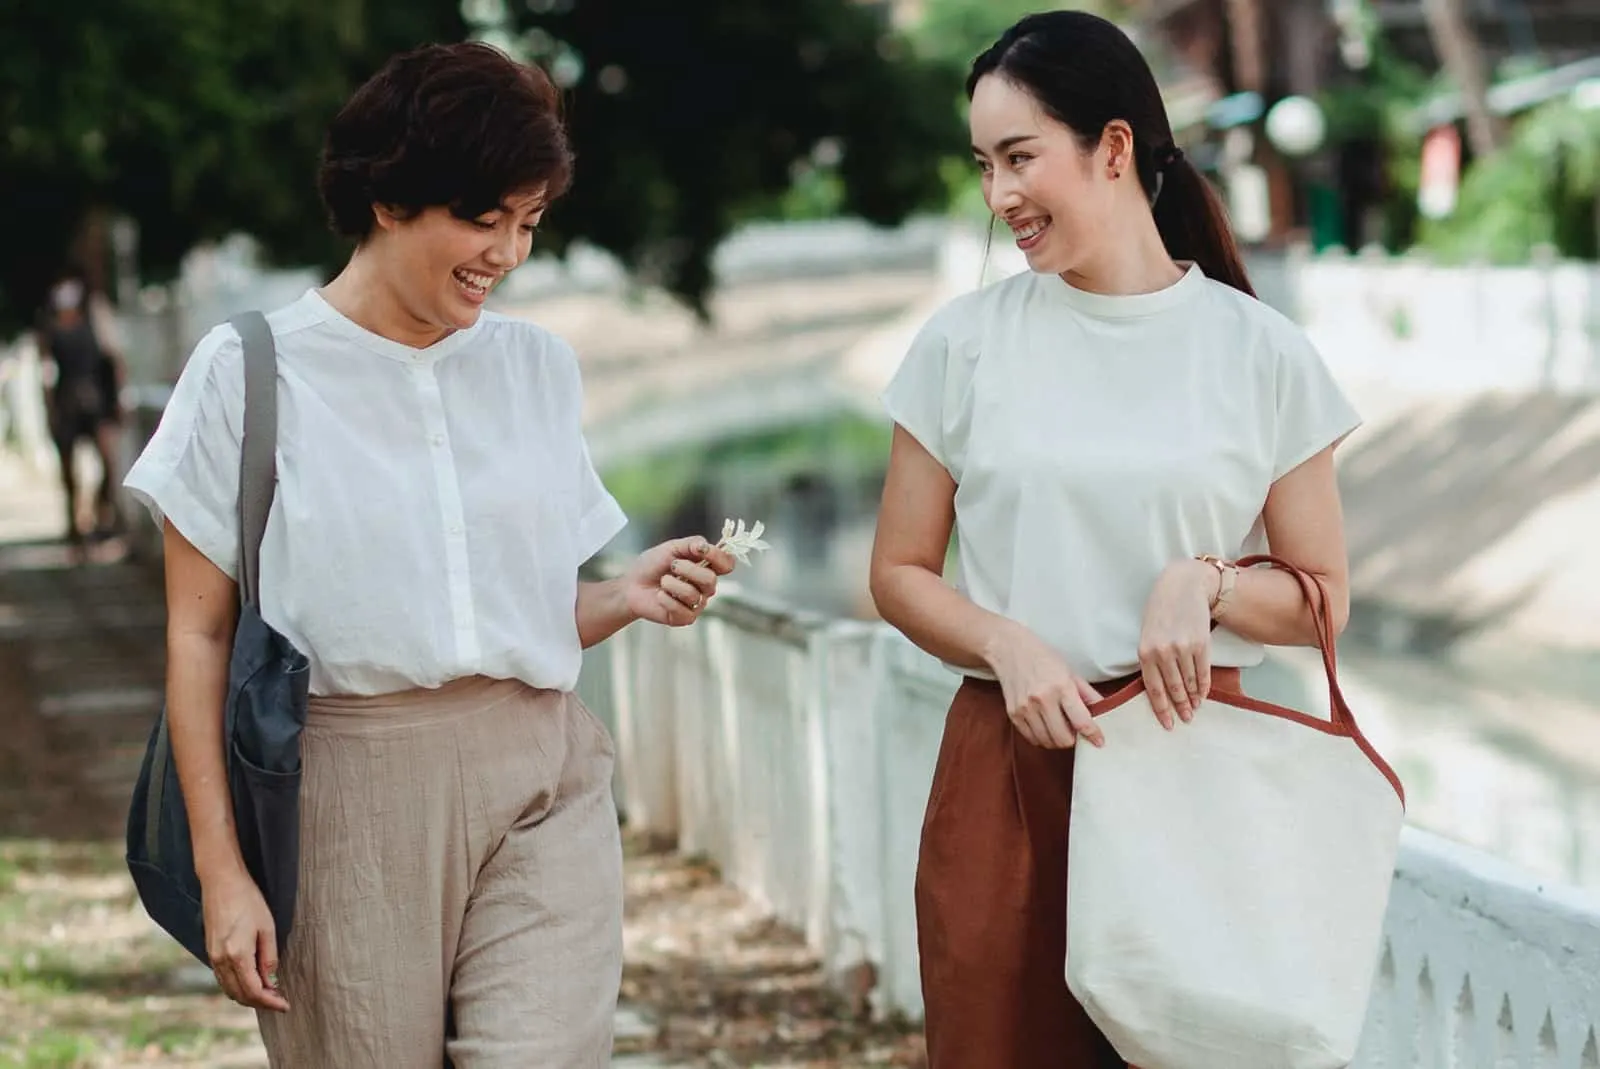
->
<box><xmin>869</xmin><ymin>11</ymin><xmax>1360</xmax><ymax>1068</ymax></box>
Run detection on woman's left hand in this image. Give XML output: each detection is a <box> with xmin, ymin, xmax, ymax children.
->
<box><xmin>1137</xmin><ymin>560</ymin><xmax>1221</xmax><ymax>729</ymax></box>
<box><xmin>623</xmin><ymin>536</ymin><xmax>738</xmax><ymax>627</ymax></box>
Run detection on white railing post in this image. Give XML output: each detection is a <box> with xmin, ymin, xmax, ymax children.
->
<box><xmin>812</xmin><ymin>622</ymin><xmax>889</xmax><ymax>1008</ymax></box>
<box><xmin>1353</xmin><ymin>829</ymin><xmax>1600</xmax><ymax>1068</ymax></box>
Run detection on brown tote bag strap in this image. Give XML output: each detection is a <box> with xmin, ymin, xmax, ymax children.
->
<box><xmin>1233</xmin><ymin>554</ymin><xmax>1360</xmax><ymax>737</ymax></box>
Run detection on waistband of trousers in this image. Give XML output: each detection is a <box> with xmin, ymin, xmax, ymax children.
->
<box><xmin>307</xmin><ymin>675</ymin><xmax>559</xmax><ymax>731</ymax></box>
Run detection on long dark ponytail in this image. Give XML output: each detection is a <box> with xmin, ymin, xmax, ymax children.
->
<box><xmin>968</xmin><ymin>11</ymin><xmax>1255</xmax><ymax>298</ymax></box>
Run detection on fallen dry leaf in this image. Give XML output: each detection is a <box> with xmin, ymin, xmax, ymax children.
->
<box><xmin>619</xmin><ymin>831</ymin><xmax>926</xmax><ymax>1068</ymax></box>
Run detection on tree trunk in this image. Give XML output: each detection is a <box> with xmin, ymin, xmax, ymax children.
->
<box><xmin>1223</xmin><ymin>0</ymin><xmax>1265</xmax><ymax>92</ymax></box>
<box><xmin>1421</xmin><ymin>0</ymin><xmax>1505</xmax><ymax>158</ymax></box>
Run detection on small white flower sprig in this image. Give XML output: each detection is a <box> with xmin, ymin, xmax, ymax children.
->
<box><xmin>715</xmin><ymin>518</ymin><xmax>771</xmax><ymax>566</ymax></box>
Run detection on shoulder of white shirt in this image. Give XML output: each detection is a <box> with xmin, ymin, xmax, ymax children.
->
<box><xmin>916</xmin><ymin>266</ymin><xmax>1326</xmax><ymax>373</ymax></box>
<box><xmin>1196</xmin><ymin>278</ymin><xmax>1325</xmax><ymax>364</ymax></box>
<box><xmin>475</xmin><ymin>309</ymin><xmax>576</xmax><ymax>359</ymax></box>
<box><xmin>221</xmin><ymin>294</ymin><xmax>586</xmax><ymax>374</ymax></box>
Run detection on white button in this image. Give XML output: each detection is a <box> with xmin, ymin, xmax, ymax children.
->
<box><xmin>431</xmin><ymin>434</ymin><xmax>445</xmax><ymax>447</ymax></box>
<box><xmin>449</xmin><ymin>524</ymin><xmax>463</xmax><ymax>536</ymax></box>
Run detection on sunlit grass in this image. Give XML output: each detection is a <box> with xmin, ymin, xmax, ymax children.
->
<box><xmin>0</xmin><ymin>839</ymin><xmax>261</xmax><ymax>1068</ymax></box>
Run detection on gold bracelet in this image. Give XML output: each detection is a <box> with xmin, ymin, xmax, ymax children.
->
<box><xmin>1196</xmin><ymin>555</ymin><xmax>1239</xmax><ymax>620</ymax></box>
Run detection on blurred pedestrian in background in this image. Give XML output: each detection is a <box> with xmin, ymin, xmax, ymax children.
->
<box><xmin>36</xmin><ymin>272</ymin><xmax>126</xmax><ymax>548</ymax></box>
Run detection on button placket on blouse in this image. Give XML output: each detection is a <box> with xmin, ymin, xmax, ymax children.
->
<box><xmin>411</xmin><ymin>360</ymin><xmax>481</xmax><ymax>664</ymax></box>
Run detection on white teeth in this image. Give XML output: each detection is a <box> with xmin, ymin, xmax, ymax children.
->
<box><xmin>453</xmin><ymin>269</ymin><xmax>493</xmax><ymax>293</ymax></box>
<box><xmin>1013</xmin><ymin>219</ymin><xmax>1050</xmax><ymax>240</ymax></box>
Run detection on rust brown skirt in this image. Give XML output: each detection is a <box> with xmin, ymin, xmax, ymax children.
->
<box><xmin>914</xmin><ymin>670</ymin><xmax>1240</xmax><ymax>1069</ymax></box>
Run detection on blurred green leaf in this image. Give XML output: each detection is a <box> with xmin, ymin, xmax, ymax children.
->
<box><xmin>1420</xmin><ymin>98</ymin><xmax>1600</xmax><ymax>262</ymax></box>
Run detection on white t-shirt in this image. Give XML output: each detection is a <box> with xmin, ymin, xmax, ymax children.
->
<box><xmin>124</xmin><ymin>289</ymin><xmax>628</xmax><ymax>697</ymax></box>
<box><xmin>881</xmin><ymin>263</ymin><xmax>1360</xmax><ymax>683</ymax></box>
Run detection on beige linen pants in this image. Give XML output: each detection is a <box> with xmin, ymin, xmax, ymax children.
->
<box><xmin>256</xmin><ymin>676</ymin><xmax>623</xmax><ymax>1068</ymax></box>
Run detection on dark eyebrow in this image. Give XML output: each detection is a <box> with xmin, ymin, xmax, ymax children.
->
<box><xmin>972</xmin><ymin>134</ymin><xmax>1039</xmax><ymax>156</ymax></box>
<box><xmin>498</xmin><ymin>198</ymin><xmax>548</xmax><ymax>217</ymax></box>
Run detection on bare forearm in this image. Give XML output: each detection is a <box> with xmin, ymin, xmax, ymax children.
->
<box><xmin>1215</xmin><ymin>561</ymin><xmax>1349</xmax><ymax>647</ymax></box>
<box><xmin>166</xmin><ymin>631</ymin><xmax>246</xmax><ymax>884</ymax></box>
<box><xmin>870</xmin><ymin>564</ymin><xmax>1018</xmax><ymax>673</ymax></box>
<box><xmin>576</xmin><ymin>578</ymin><xmax>638</xmax><ymax>649</ymax></box>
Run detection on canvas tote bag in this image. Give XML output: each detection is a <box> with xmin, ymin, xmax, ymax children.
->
<box><xmin>1065</xmin><ymin>554</ymin><xmax>1404</xmax><ymax>1069</ymax></box>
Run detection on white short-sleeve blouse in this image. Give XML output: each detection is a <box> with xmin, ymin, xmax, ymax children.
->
<box><xmin>124</xmin><ymin>289</ymin><xmax>628</xmax><ymax>697</ymax></box>
<box><xmin>881</xmin><ymin>264</ymin><xmax>1360</xmax><ymax>683</ymax></box>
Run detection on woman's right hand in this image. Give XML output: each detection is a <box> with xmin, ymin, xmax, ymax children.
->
<box><xmin>202</xmin><ymin>866</ymin><xmax>290</xmax><ymax>1012</ymax></box>
<box><xmin>984</xmin><ymin>623</ymin><xmax>1105</xmax><ymax>749</ymax></box>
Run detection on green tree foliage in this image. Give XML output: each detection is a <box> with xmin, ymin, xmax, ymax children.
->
<box><xmin>3</xmin><ymin>0</ymin><xmax>966</xmax><ymax>334</ymax></box>
<box><xmin>1420</xmin><ymin>99</ymin><xmax>1600</xmax><ymax>262</ymax></box>
<box><xmin>903</xmin><ymin>0</ymin><xmax>1131</xmax><ymax>219</ymax></box>
<box><xmin>503</xmin><ymin>0</ymin><xmax>959</xmax><ymax>316</ymax></box>
<box><xmin>0</xmin><ymin>0</ymin><xmax>467</xmax><ymax>334</ymax></box>
<box><xmin>1317</xmin><ymin>38</ymin><xmax>1437</xmax><ymax>251</ymax></box>
<box><xmin>910</xmin><ymin>0</ymin><xmax>1128</xmax><ymax>71</ymax></box>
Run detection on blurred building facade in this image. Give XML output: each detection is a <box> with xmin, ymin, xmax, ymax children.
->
<box><xmin>1134</xmin><ymin>0</ymin><xmax>1600</xmax><ymax>253</ymax></box>
<box><xmin>1376</xmin><ymin>0</ymin><xmax>1600</xmax><ymax>69</ymax></box>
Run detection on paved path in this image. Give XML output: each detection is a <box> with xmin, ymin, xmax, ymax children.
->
<box><xmin>0</xmin><ymin>454</ymin><xmax>165</xmax><ymax>841</ymax></box>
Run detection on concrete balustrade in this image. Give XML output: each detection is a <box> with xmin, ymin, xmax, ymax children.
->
<box><xmin>578</xmin><ymin>583</ymin><xmax>1600</xmax><ymax>1067</ymax></box>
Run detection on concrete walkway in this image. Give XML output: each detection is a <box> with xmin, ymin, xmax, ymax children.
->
<box><xmin>0</xmin><ymin>454</ymin><xmax>165</xmax><ymax>841</ymax></box>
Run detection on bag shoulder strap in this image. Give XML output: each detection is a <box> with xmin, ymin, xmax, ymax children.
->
<box><xmin>1234</xmin><ymin>554</ymin><xmax>1354</xmax><ymax>727</ymax></box>
<box><xmin>229</xmin><ymin>311</ymin><xmax>278</xmax><ymax>609</ymax></box>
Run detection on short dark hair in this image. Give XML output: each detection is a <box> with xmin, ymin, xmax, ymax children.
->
<box><xmin>970</xmin><ymin>12</ymin><xmax>1253</xmax><ymax>297</ymax></box>
<box><xmin>318</xmin><ymin>42</ymin><xmax>574</xmax><ymax>240</ymax></box>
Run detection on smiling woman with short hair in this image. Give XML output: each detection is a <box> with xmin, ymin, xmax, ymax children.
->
<box><xmin>124</xmin><ymin>41</ymin><xmax>736</xmax><ymax>1067</ymax></box>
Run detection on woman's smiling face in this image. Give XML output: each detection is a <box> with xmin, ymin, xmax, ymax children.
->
<box><xmin>371</xmin><ymin>188</ymin><xmax>547</xmax><ymax>336</ymax></box>
<box><xmin>969</xmin><ymin>73</ymin><xmax>1121</xmax><ymax>279</ymax></box>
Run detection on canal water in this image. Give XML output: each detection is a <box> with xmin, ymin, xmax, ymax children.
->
<box><xmin>1250</xmin><ymin>642</ymin><xmax>1600</xmax><ymax>900</ymax></box>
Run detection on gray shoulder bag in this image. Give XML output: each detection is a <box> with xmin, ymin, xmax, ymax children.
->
<box><xmin>125</xmin><ymin>311</ymin><xmax>310</xmax><ymax>965</ymax></box>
